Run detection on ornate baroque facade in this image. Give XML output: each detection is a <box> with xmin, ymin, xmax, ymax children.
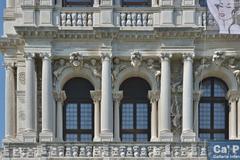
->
<box><xmin>0</xmin><ymin>0</ymin><xmax>240</xmax><ymax>159</ymax></box>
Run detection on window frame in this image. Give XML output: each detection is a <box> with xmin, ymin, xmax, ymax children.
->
<box><xmin>63</xmin><ymin>99</ymin><xmax>94</xmax><ymax>141</ymax></box>
<box><xmin>198</xmin><ymin>77</ymin><xmax>229</xmax><ymax>140</ymax></box>
<box><xmin>121</xmin><ymin>0</ymin><xmax>151</xmax><ymax>7</ymax></box>
<box><xmin>62</xmin><ymin>0</ymin><xmax>94</xmax><ymax>7</ymax></box>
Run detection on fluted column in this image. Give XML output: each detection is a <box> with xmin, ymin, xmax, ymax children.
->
<box><xmin>227</xmin><ymin>90</ymin><xmax>239</xmax><ymax>140</ymax></box>
<box><xmin>4</xmin><ymin>62</ymin><xmax>16</xmax><ymax>142</ymax></box>
<box><xmin>159</xmin><ymin>53</ymin><xmax>173</xmax><ymax>141</ymax></box>
<box><xmin>91</xmin><ymin>90</ymin><xmax>101</xmax><ymax>141</ymax></box>
<box><xmin>148</xmin><ymin>90</ymin><xmax>159</xmax><ymax>141</ymax></box>
<box><xmin>23</xmin><ymin>53</ymin><xmax>37</xmax><ymax>142</ymax></box>
<box><xmin>54</xmin><ymin>91</ymin><xmax>66</xmax><ymax>141</ymax></box>
<box><xmin>113</xmin><ymin>91</ymin><xmax>123</xmax><ymax>142</ymax></box>
<box><xmin>100</xmin><ymin>50</ymin><xmax>113</xmax><ymax>141</ymax></box>
<box><xmin>40</xmin><ymin>53</ymin><xmax>54</xmax><ymax>142</ymax></box>
<box><xmin>181</xmin><ymin>53</ymin><xmax>196</xmax><ymax>142</ymax></box>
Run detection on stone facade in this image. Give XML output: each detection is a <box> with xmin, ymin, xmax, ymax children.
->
<box><xmin>1</xmin><ymin>0</ymin><xmax>240</xmax><ymax>159</ymax></box>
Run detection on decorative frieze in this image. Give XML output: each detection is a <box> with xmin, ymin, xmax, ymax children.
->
<box><xmin>3</xmin><ymin>142</ymin><xmax>207</xmax><ymax>159</ymax></box>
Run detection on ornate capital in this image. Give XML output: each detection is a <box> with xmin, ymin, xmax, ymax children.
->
<box><xmin>148</xmin><ymin>90</ymin><xmax>159</xmax><ymax>103</ymax></box>
<box><xmin>69</xmin><ymin>52</ymin><xmax>83</xmax><ymax>67</ymax></box>
<box><xmin>113</xmin><ymin>91</ymin><xmax>123</xmax><ymax>102</ymax></box>
<box><xmin>24</xmin><ymin>52</ymin><xmax>35</xmax><ymax>60</ymax></box>
<box><xmin>182</xmin><ymin>53</ymin><xmax>195</xmax><ymax>62</ymax></box>
<box><xmin>90</xmin><ymin>90</ymin><xmax>101</xmax><ymax>102</ymax></box>
<box><xmin>193</xmin><ymin>90</ymin><xmax>202</xmax><ymax>102</ymax></box>
<box><xmin>226</xmin><ymin>90</ymin><xmax>240</xmax><ymax>102</ymax></box>
<box><xmin>160</xmin><ymin>53</ymin><xmax>172</xmax><ymax>61</ymax></box>
<box><xmin>40</xmin><ymin>52</ymin><xmax>52</xmax><ymax>60</ymax></box>
<box><xmin>53</xmin><ymin>90</ymin><xmax>67</xmax><ymax>103</ymax></box>
<box><xmin>101</xmin><ymin>52</ymin><xmax>112</xmax><ymax>61</ymax></box>
<box><xmin>4</xmin><ymin>62</ymin><xmax>15</xmax><ymax>71</ymax></box>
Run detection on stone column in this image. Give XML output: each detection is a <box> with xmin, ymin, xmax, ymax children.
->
<box><xmin>181</xmin><ymin>53</ymin><xmax>196</xmax><ymax>142</ymax></box>
<box><xmin>113</xmin><ymin>91</ymin><xmax>123</xmax><ymax>142</ymax></box>
<box><xmin>93</xmin><ymin>0</ymin><xmax>100</xmax><ymax>7</ymax></box>
<box><xmin>90</xmin><ymin>90</ymin><xmax>101</xmax><ymax>141</ymax></box>
<box><xmin>4</xmin><ymin>62</ymin><xmax>16</xmax><ymax>142</ymax></box>
<box><xmin>40</xmin><ymin>53</ymin><xmax>54</xmax><ymax>142</ymax></box>
<box><xmin>100</xmin><ymin>50</ymin><xmax>113</xmax><ymax>141</ymax></box>
<box><xmin>159</xmin><ymin>53</ymin><xmax>173</xmax><ymax>141</ymax></box>
<box><xmin>23</xmin><ymin>53</ymin><xmax>37</xmax><ymax>142</ymax></box>
<box><xmin>6</xmin><ymin>0</ymin><xmax>14</xmax><ymax>8</ymax></box>
<box><xmin>148</xmin><ymin>90</ymin><xmax>159</xmax><ymax>141</ymax></box>
<box><xmin>54</xmin><ymin>90</ymin><xmax>66</xmax><ymax>141</ymax></box>
<box><xmin>227</xmin><ymin>90</ymin><xmax>239</xmax><ymax>140</ymax></box>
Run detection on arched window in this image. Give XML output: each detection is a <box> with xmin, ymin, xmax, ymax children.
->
<box><xmin>199</xmin><ymin>0</ymin><xmax>207</xmax><ymax>7</ymax></box>
<box><xmin>120</xmin><ymin>77</ymin><xmax>151</xmax><ymax>142</ymax></box>
<box><xmin>122</xmin><ymin>0</ymin><xmax>151</xmax><ymax>7</ymax></box>
<box><xmin>63</xmin><ymin>77</ymin><xmax>94</xmax><ymax>142</ymax></box>
<box><xmin>62</xmin><ymin>0</ymin><xmax>93</xmax><ymax>7</ymax></box>
<box><xmin>199</xmin><ymin>77</ymin><xmax>229</xmax><ymax>140</ymax></box>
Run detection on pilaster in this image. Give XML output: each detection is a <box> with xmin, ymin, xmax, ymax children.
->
<box><xmin>90</xmin><ymin>90</ymin><xmax>101</xmax><ymax>142</ymax></box>
<box><xmin>148</xmin><ymin>90</ymin><xmax>159</xmax><ymax>142</ymax></box>
<box><xmin>113</xmin><ymin>91</ymin><xmax>123</xmax><ymax>142</ymax></box>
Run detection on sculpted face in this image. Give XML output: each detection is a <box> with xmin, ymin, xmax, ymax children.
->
<box><xmin>217</xmin><ymin>0</ymin><xmax>234</xmax><ymax>20</ymax></box>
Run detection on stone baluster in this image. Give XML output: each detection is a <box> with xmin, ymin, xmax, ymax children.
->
<box><xmin>90</xmin><ymin>90</ymin><xmax>101</xmax><ymax>141</ymax></box>
<box><xmin>23</xmin><ymin>53</ymin><xmax>37</xmax><ymax>142</ymax></box>
<box><xmin>4</xmin><ymin>62</ymin><xmax>16</xmax><ymax>142</ymax></box>
<box><xmin>159</xmin><ymin>53</ymin><xmax>173</xmax><ymax>141</ymax></box>
<box><xmin>227</xmin><ymin>90</ymin><xmax>239</xmax><ymax>139</ymax></box>
<box><xmin>113</xmin><ymin>91</ymin><xmax>123</xmax><ymax>142</ymax></box>
<box><xmin>181</xmin><ymin>53</ymin><xmax>196</xmax><ymax>142</ymax></box>
<box><xmin>40</xmin><ymin>53</ymin><xmax>54</xmax><ymax>142</ymax></box>
<box><xmin>148</xmin><ymin>90</ymin><xmax>159</xmax><ymax>141</ymax></box>
<box><xmin>100</xmin><ymin>48</ymin><xmax>114</xmax><ymax>141</ymax></box>
<box><xmin>54</xmin><ymin>90</ymin><xmax>66</xmax><ymax>141</ymax></box>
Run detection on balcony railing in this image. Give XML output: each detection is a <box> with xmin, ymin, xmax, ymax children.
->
<box><xmin>60</xmin><ymin>12</ymin><xmax>93</xmax><ymax>27</ymax></box>
<box><xmin>119</xmin><ymin>12</ymin><xmax>153</xmax><ymax>27</ymax></box>
<box><xmin>2</xmin><ymin>142</ymin><xmax>207</xmax><ymax>159</ymax></box>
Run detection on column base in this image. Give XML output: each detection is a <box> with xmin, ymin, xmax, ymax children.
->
<box><xmin>159</xmin><ymin>131</ymin><xmax>173</xmax><ymax>141</ymax></box>
<box><xmin>39</xmin><ymin>131</ymin><xmax>54</xmax><ymax>142</ymax></box>
<box><xmin>113</xmin><ymin>137</ymin><xmax>121</xmax><ymax>142</ymax></box>
<box><xmin>23</xmin><ymin>130</ymin><xmax>37</xmax><ymax>142</ymax></box>
<box><xmin>93</xmin><ymin>136</ymin><xmax>101</xmax><ymax>142</ymax></box>
<box><xmin>100</xmin><ymin>132</ymin><xmax>113</xmax><ymax>142</ymax></box>
<box><xmin>181</xmin><ymin>130</ymin><xmax>196</xmax><ymax>142</ymax></box>
<box><xmin>150</xmin><ymin>136</ymin><xmax>158</xmax><ymax>142</ymax></box>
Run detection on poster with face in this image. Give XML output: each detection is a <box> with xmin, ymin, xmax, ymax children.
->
<box><xmin>207</xmin><ymin>0</ymin><xmax>240</xmax><ymax>34</ymax></box>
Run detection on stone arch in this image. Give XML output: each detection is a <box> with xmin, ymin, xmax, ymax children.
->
<box><xmin>195</xmin><ymin>65</ymin><xmax>238</xmax><ymax>91</ymax></box>
<box><xmin>56</xmin><ymin>66</ymin><xmax>101</xmax><ymax>91</ymax></box>
<box><xmin>113</xmin><ymin>66</ymin><xmax>158</xmax><ymax>91</ymax></box>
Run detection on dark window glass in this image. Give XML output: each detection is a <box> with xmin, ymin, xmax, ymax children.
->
<box><xmin>62</xmin><ymin>0</ymin><xmax>93</xmax><ymax>7</ymax></box>
<box><xmin>63</xmin><ymin>78</ymin><xmax>94</xmax><ymax>142</ymax></box>
<box><xmin>199</xmin><ymin>77</ymin><xmax>229</xmax><ymax>141</ymax></box>
<box><xmin>199</xmin><ymin>0</ymin><xmax>207</xmax><ymax>7</ymax></box>
<box><xmin>120</xmin><ymin>77</ymin><xmax>151</xmax><ymax>142</ymax></box>
<box><xmin>122</xmin><ymin>0</ymin><xmax>151</xmax><ymax>7</ymax></box>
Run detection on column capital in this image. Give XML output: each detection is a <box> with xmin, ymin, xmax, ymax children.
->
<box><xmin>193</xmin><ymin>90</ymin><xmax>202</xmax><ymax>102</ymax></box>
<box><xmin>40</xmin><ymin>52</ymin><xmax>52</xmax><ymax>60</ymax></box>
<box><xmin>148</xmin><ymin>90</ymin><xmax>160</xmax><ymax>103</ymax></box>
<box><xmin>4</xmin><ymin>62</ymin><xmax>15</xmax><ymax>70</ymax></box>
<box><xmin>160</xmin><ymin>53</ymin><xmax>172</xmax><ymax>61</ymax></box>
<box><xmin>226</xmin><ymin>90</ymin><xmax>240</xmax><ymax>102</ymax></box>
<box><xmin>101</xmin><ymin>52</ymin><xmax>112</xmax><ymax>61</ymax></box>
<box><xmin>90</xmin><ymin>90</ymin><xmax>101</xmax><ymax>102</ymax></box>
<box><xmin>53</xmin><ymin>90</ymin><xmax>67</xmax><ymax>103</ymax></box>
<box><xmin>24</xmin><ymin>52</ymin><xmax>35</xmax><ymax>59</ymax></box>
<box><xmin>113</xmin><ymin>91</ymin><xmax>123</xmax><ymax>102</ymax></box>
<box><xmin>183</xmin><ymin>53</ymin><xmax>195</xmax><ymax>61</ymax></box>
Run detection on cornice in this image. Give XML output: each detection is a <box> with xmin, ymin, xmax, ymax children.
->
<box><xmin>0</xmin><ymin>37</ymin><xmax>25</xmax><ymax>52</ymax></box>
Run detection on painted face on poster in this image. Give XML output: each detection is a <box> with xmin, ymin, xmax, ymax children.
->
<box><xmin>207</xmin><ymin>0</ymin><xmax>240</xmax><ymax>34</ymax></box>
